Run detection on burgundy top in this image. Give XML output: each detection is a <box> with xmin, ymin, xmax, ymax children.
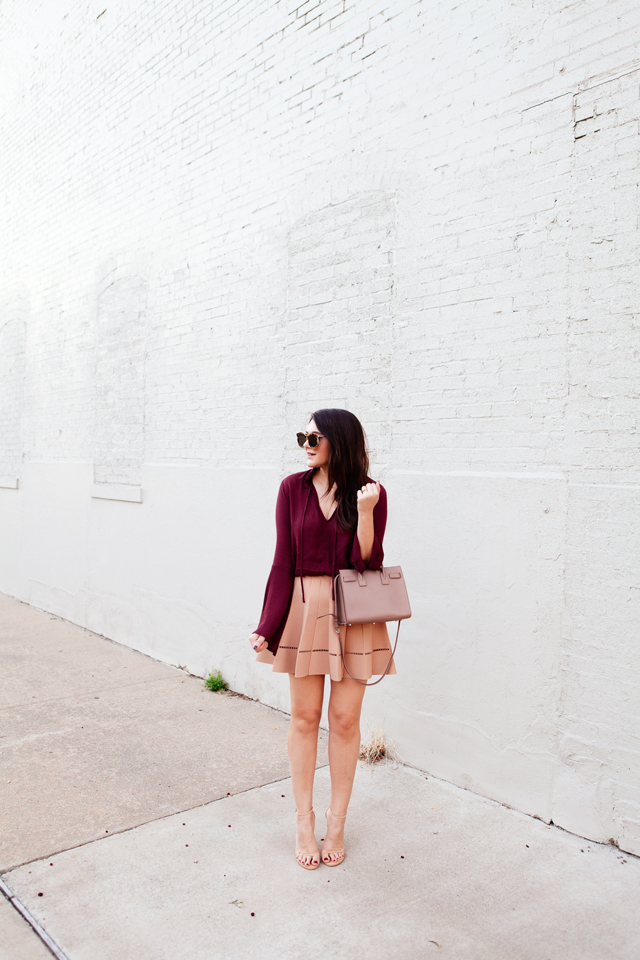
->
<box><xmin>255</xmin><ymin>469</ymin><xmax>387</xmax><ymax>654</ymax></box>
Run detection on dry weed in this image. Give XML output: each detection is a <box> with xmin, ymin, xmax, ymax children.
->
<box><xmin>359</xmin><ymin>727</ymin><xmax>396</xmax><ymax>764</ymax></box>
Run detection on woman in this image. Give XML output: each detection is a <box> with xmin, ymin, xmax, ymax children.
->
<box><xmin>249</xmin><ymin>408</ymin><xmax>396</xmax><ymax>870</ymax></box>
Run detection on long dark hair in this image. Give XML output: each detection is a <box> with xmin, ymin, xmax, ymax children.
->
<box><xmin>310</xmin><ymin>408</ymin><xmax>370</xmax><ymax>532</ymax></box>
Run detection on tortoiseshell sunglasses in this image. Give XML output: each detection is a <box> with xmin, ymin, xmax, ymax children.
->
<box><xmin>296</xmin><ymin>431</ymin><xmax>325</xmax><ymax>448</ymax></box>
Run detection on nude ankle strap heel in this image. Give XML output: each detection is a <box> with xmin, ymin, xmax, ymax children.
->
<box><xmin>295</xmin><ymin>809</ymin><xmax>320</xmax><ymax>870</ymax></box>
<box><xmin>322</xmin><ymin>807</ymin><xmax>347</xmax><ymax>866</ymax></box>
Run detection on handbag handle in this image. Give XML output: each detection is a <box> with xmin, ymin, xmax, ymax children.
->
<box><xmin>356</xmin><ymin>566</ymin><xmax>392</xmax><ymax>588</ymax></box>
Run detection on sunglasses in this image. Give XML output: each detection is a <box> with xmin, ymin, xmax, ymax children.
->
<box><xmin>296</xmin><ymin>431</ymin><xmax>325</xmax><ymax>448</ymax></box>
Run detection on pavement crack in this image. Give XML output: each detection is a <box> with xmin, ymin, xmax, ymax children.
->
<box><xmin>0</xmin><ymin>727</ymin><xmax>76</xmax><ymax>750</ymax></box>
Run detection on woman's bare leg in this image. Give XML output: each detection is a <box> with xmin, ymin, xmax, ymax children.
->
<box><xmin>288</xmin><ymin>674</ymin><xmax>325</xmax><ymax>866</ymax></box>
<box><xmin>322</xmin><ymin>677</ymin><xmax>366</xmax><ymax>863</ymax></box>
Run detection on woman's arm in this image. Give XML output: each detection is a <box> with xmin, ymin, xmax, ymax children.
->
<box><xmin>356</xmin><ymin>481</ymin><xmax>382</xmax><ymax>564</ymax></box>
<box><xmin>250</xmin><ymin>480</ymin><xmax>294</xmax><ymax>653</ymax></box>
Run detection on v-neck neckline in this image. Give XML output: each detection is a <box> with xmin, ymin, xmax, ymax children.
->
<box><xmin>312</xmin><ymin>480</ymin><xmax>337</xmax><ymax>522</ymax></box>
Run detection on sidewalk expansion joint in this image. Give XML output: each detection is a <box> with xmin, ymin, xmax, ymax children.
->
<box><xmin>0</xmin><ymin>764</ymin><xmax>329</xmax><ymax>874</ymax></box>
<box><xmin>0</xmin><ymin>673</ymin><xmax>194</xmax><ymax>714</ymax></box>
<box><xmin>0</xmin><ymin>877</ymin><xmax>70</xmax><ymax>960</ymax></box>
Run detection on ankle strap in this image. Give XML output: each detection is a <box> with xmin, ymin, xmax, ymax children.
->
<box><xmin>296</xmin><ymin>809</ymin><xmax>314</xmax><ymax>817</ymax></box>
<box><xmin>327</xmin><ymin>808</ymin><xmax>347</xmax><ymax>820</ymax></box>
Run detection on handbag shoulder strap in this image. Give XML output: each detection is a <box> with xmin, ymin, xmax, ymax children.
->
<box><xmin>336</xmin><ymin>619</ymin><xmax>400</xmax><ymax>687</ymax></box>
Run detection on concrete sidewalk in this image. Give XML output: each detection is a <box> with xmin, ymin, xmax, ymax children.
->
<box><xmin>1</xmin><ymin>594</ymin><xmax>639</xmax><ymax>960</ymax></box>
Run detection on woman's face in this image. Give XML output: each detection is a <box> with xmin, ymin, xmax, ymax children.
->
<box><xmin>304</xmin><ymin>419</ymin><xmax>331</xmax><ymax>470</ymax></box>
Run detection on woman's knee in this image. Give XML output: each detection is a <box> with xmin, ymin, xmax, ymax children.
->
<box><xmin>328</xmin><ymin>708</ymin><xmax>360</xmax><ymax>739</ymax></box>
<box><xmin>291</xmin><ymin>706</ymin><xmax>322</xmax><ymax>734</ymax></box>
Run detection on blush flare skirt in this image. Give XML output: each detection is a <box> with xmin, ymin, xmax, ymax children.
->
<box><xmin>256</xmin><ymin>575</ymin><xmax>397</xmax><ymax>682</ymax></box>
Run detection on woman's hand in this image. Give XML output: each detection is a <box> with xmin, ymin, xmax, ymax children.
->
<box><xmin>250</xmin><ymin>633</ymin><xmax>268</xmax><ymax>653</ymax></box>
<box><xmin>356</xmin><ymin>481</ymin><xmax>380</xmax><ymax>515</ymax></box>
<box><xmin>356</xmin><ymin>481</ymin><xmax>380</xmax><ymax>564</ymax></box>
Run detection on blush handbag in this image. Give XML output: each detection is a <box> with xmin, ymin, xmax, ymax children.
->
<box><xmin>333</xmin><ymin>566</ymin><xmax>411</xmax><ymax>686</ymax></box>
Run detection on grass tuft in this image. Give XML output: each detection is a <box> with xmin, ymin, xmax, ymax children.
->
<box><xmin>359</xmin><ymin>727</ymin><xmax>396</xmax><ymax>764</ymax></box>
<box><xmin>203</xmin><ymin>669</ymin><xmax>229</xmax><ymax>693</ymax></box>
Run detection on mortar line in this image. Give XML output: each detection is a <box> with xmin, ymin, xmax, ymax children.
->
<box><xmin>0</xmin><ymin>877</ymin><xmax>70</xmax><ymax>960</ymax></box>
<box><xmin>521</xmin><ymin>62</ymin><xmax>640</xmax><ymax>113</ymax></box>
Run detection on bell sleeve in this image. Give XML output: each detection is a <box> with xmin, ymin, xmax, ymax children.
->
<box><xmin>350</xmin><ymin>482</ymin><xmax>387</xmax><ymax>573</ymax></box>
<box><xmin>255</xmin><ymin>479</ymin><xmax>295</xmax><ymax>653</ymax></box>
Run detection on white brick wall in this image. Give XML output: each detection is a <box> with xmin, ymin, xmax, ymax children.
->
<box><xmin>1</xmin><ymin>0</ymin><xmax>639</xmax><ymax>853</ymax></box>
